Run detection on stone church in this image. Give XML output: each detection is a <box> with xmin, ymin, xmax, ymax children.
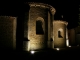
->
<box><xmin>23</xmin><ymin>2</ymin><xmax>68</xmax><ymax>51</ymax></box>
<box><xmin>0</xmin><ymin>2</ymin><xmax>69</xmax><ymax>51</ymax></box>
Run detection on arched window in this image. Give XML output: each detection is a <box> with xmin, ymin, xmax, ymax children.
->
<box><xmin>58</xmin><ymin>30</ymin><xmax>63</xmax><ymax>38</ymax></box>
<box><xmin>36</xmin><ymin>20</ymin><xmax>44</xmax><ymax>34</ymax></box>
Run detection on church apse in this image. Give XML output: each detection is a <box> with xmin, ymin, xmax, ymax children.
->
<box><xmin>53</xmin><ymin>20</ymin><xmax>68</xmax><ymax>48</ymax></box>
<box><xmin>27</xmin><ymin>2</ymin><xmax>56</xmax><ymax>51</ymax></box>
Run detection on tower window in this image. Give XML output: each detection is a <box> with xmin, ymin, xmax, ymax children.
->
<box><xmin>58</xmin><ymin>31</ymin><xmax>63</xmax><ymax>38</ymax></box>
<box><xmin>36</xmin><ymin>20</ymin><xmax>44</xmax><ymax>34</ymax></box>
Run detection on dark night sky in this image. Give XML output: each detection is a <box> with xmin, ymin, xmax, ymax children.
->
<box><xmin>0</xmin><ymin>1</ymin><xmax>79</xmax><ymax>29</ymax></box>
<box><xmin>44</xmin><ymin>1</ymin><xmax>79</xmax><ymax>29</ymax></box>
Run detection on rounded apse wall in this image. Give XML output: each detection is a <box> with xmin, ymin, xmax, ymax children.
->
<box><xmin>24</xmin><ymin>2</ymin><xmax>56</xmax><ymax>51</ymax></box>
<box><xmin>53</xmin><ymin>20</ymin><xmax>68</xmax><ymax>48</ymax></box>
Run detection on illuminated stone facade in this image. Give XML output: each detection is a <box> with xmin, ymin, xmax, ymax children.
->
<box><xmin>53</xmin><ymin>20</ymin><xmax>68</xmax><ymax>48</ymax></box>
<box><xmin>0</xmin><ymin>2</ymin><xmax>69</xmax><ymax>51</ymax></box>
<box><xmin>24</xmin><ymin>2</ymin><xmax>56</xmax><ymax>51</ymax></box>
<box><xmin>23</xmin><ymin>2</ymin><xmax>69</xmax><ymax>51</ymax></box>
<box><xmin>0</xmin><ymin>16</ymin><xmax>17</xmax><ymax>50</ymax></box>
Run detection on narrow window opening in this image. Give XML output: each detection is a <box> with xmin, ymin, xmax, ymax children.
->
<box><xmin>58</xmin><ymin>31</ymin><xmax>63</xmax><ymax>38</ymax></box>
<box><xmin>36</xmin><ymin>20</ymin><xmax>44</xmax><ymax>34</ymax></box>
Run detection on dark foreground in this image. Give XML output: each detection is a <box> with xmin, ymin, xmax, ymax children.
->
<box><xmin>0</xmin><ymin>46</ymin><xmax>80</xmax><ymax>60</ymax></box>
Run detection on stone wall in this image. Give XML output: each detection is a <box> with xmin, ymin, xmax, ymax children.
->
<box><xmin>27</xmin><ymin>2</ymin><xmax>56</xmax><ymax>50</ymax></box>
<box><xmin>0</xmin><ymin>16</ymin><xmax>17</xmax><ymax>51</ymax></box>
<box><xmin>53</xmin><ymin>20</ymin><xmax>68</xmax><ymax>48</ymax></box>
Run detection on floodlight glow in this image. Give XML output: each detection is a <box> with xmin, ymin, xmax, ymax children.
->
<box><xmin>31</xmin><ymin>51</ymin><xmax>35</xmax><ymax>54</ymax></box>
<box><xmin>66</xmin><ymin>40</ymin><xmax>69</xmax><ymax>46</ymax></box>
<box><xmin>56</xmin><ymin>48</ymin><xmax>60</xmax><ymax>51</ymax></box>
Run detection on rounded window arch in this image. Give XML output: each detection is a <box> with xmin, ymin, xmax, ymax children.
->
<box><xmin>36</xmin><ymin>17</ymin><xmax>45</xmax><ymax>34</ymax></box>
<box><xmin>58</xmin><ymin>28</ymin><xmax>63</xmax><ymax>38</ymax></box>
